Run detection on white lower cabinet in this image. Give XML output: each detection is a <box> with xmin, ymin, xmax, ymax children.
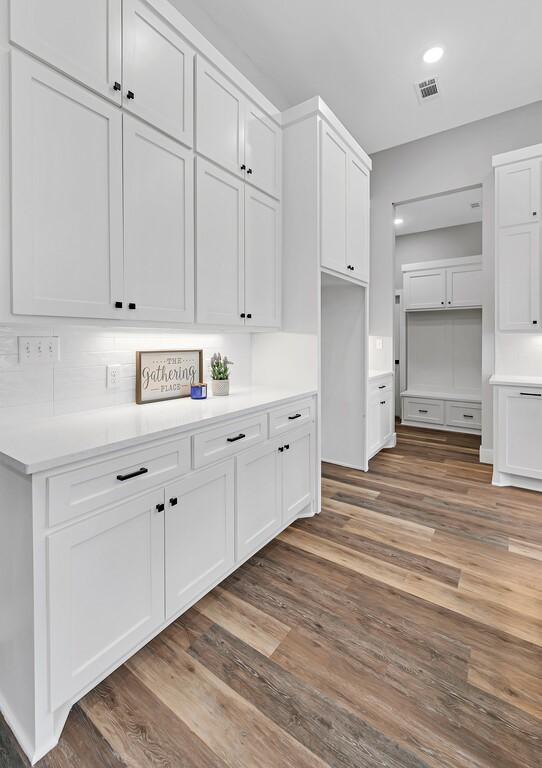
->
<box><xmin>283</xmin><ymin>426</ymin><xmax>315</xmax><ymax>523</ymax></box>
<box><xmin>496</xmin><ymin>387</ymin><xmax>542</xmax><ymax>480</ymax></box>
<box><xmin>368</xmin><ymin>376</ymin><xmax>394</xmax><ymax>458</ymax></box>
<box><xmin>48</xmin><ymin>489</ymin><xmax>165</xmax><ymax>709</ymax></box>
<box><xmin>165</xmin><ymin>461</ymin><xmax>235</xmax><ymax>618</ymax></box>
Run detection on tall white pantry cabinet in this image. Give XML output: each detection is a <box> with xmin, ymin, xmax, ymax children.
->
<box><xmin>9</xmin><ymin>0</ymin><xmax>281</xmax><ymax>328</ymax></box>
<box><xmin>492</xmin><ymin>144</ymin><xmax>542</xmax><ymax>491</ymax></box>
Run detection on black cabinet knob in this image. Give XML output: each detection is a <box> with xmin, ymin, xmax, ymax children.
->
<box><xmin>113</xmin><ymin>81</ymin><xmax>121</xmax><ymax>91</ymax></box>
<box><xmin>156</xmin><ymin>503</ymin><xmax>165</xmax><ymax>513</ymax></box>
<box><xmin>284</xmin><ymin>444</ymin><xmax>290</xmax><ymax>450</ymax></box>
<box><xmin>448</xmin><ymin>301</ymin><xmax>451</xmax><ymax>304</ymax></box>
<box><xmin>247</xmin><ymin>168</ymin><xmax>253</xmax><ymax>175</ymax></box>
<box><xmin>246</xmin><ymin>313</ymin><xmax>252</xmax><ymax>319</ymax></box>
<box><xmin>441</xmin><ymin>301</ymin><xmax>445</xmax><ymax>305</ymax></box>
<box><xmin>533</xmin><ymin>320</ymin><xmax>538</xmax><ymax>325</ymax></box>
<box><xmin>241</xmin><ymin>164</ymin><xmax>246</xmax><ymax>171</ymax></box>
<box><xmin>169</xmin><ymin>497</ymin><xmax>178</xmax><ymax>506</ymax></box>
<box><xmin>240</xmin><ymin>312</ymin><xmax>246</xmax><ymax>318</ymax></box>
<box><xmin>533</xmin><ymin>211</ymin><xmax>538</xmax><ymax>216</ymax></box>
<box><xmin>127</xmin><ymin>90</ymin><xmax>135</xmax><ymax>100</ymax></box>
<box><xmin>114</xmin><ymin>301</ymin><xmax>123</xmax><ymax>309</ymax></box>
<box><xmin>128</xmin><ymin>302</ymin><xmax>136</xmax><ymax>310</ymax></box>
<box><xmin>278</xmin><ymin>446</ymin><xmax>284</xmax><ymax>452</ymax></box>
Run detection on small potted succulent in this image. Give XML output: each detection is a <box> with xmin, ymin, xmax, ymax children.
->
<box><xmin>210</xmin><ymin>352</ymin><xmax>233</xmax><ymax>396</ymax></box>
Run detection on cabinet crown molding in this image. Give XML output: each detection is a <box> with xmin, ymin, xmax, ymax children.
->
<box><xmin>401</xmin><ymin>255</ymin><xmax>482</xmax><ymax>273</ymax></box>
<box><xmin>493</xmin><ymin>143</ymin><xmax>542</xmax><ymax>167</ymax></box>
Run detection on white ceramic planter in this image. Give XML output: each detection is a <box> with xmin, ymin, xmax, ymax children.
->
<box><xmin>211</xmin><ymin>379</ymin><xmax>230</xmax><ymax>396</ymax></box>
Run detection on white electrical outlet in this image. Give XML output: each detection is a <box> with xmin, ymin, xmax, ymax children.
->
<box><xmin>107</xmin><ymin>364</ymin><xmax>122</xmax><ymax>390</ymax></box>
<box><xmin>18</xmin><ymin>336</ymin><xmax>60</xmax><ymax>364</ymax></box>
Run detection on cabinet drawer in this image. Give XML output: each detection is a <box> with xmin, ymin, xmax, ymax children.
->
<box><xmin>193</xmin><ymin>413</ymin><xmax>267</xmax><ymax>468</ymax></box>
<box><xmin>47</xmin><ymin>437</ymin><xmax>191</xmax><ymax>527</ymax></box>
<box><xmin>446</xmin><ymin>402</ymin><xmax>481</xmax><ymax>429</ymax></box>
<box><xmin>369</xmin><ymin>375</ymin><xmax>393</xmax><ymax>395</ymax></box>
<box><xmin>269</xmin><ymin>398</ymin><xmax>315</xmax><ymax>436</ymax></box>
<box><xmin>403</xmin><ymin>397</ymin><xmax>444</xmax><ymax>425</ymax></box>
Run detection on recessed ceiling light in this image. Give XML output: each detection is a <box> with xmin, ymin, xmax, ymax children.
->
<box><xmin>423</xmin><ymin>46</ymin><xmax>444</xmax><ymax>64</ymax></box>
<box><xmin>394</xmin><ymin>218</ymin><xmax>404</xmax><ymax>226</ymax></box>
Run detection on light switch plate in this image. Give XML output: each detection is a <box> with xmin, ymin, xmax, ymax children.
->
<box><xmin>18</xmin><ymin>336</ymin><xmax>60</xmax><ymax>364</ymax></box>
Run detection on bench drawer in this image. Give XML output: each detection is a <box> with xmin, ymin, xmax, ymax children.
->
<box><xmin>193</xmin><ymin>412</ymin><xmax>267</xmax><ymax>468</ymax></box>
<box><xmin>403</xmin><ymin>397</ymin><xmax>444</xmax><ymax>425</ymax></box>
<box><xmin>446</xmin><ymin>401</ymin><xmax>481</xmax><ymax>429</ymax></box>
<box><xmin>269</xmin><ymin>398</ymin><xmax>315</xmax><ymax>436</ymax></box>
<box><xmin>47</xmin><ymin>437</ymin><xmax>191</xmax><ymax>527</ymax></box>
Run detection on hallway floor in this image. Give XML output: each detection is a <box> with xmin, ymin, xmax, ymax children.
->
<box><xmin>1</xmin><ymin>424</ymin><xmax>541</xmax><ymax>768</ymax></box>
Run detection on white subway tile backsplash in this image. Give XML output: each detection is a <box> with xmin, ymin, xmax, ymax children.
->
<box><xmin>0</xmin><ymin>325</ymin><xmax>253</xmax><ymax>424</ymax></box>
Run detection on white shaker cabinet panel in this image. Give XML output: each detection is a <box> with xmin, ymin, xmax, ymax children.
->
<box><xmin>48</xmin><ymin>490</ymin><xmax>165</xmax><ymax>709</ymax></box>
<box><xmin>347</xmin><ymin>154</ymin><xmax>370</xmax><ymax>283</ymax></box>
<box><xmin>403</xmin><ymin>269</ymin><xmax>446</xmax><ymax>310</ymax></box>
<box><xmin>123</xmin><ymin>0</ymin><xmax>194</xmax><ymax>146</ymax></box>
<box><xmin>497</xmin><ymin>224</ymin><xmax>540</xmax><ymax>331</ymax></box>
<box><xmin>245</xmin><ymin>102</ymin><xmax>281</xmax><ymax>199</ymax></box>
<box><xmin>282</xmin><ymin>426</ymin><xmax>314</xmax><ymax>523</ymax></box>
<box><xmin>123</xmin><ymin>116</ymin><xmax>194</xmax><ymax>322</ymax></box>
<box><xmin>496</xmin><ymin>159</ymin><xmax>540</xmax><ymax>227</ymax></box>
<box><xmin>10</xmin><ymin>0</ymin><xmax>122</xmax><ymax>104</ymax></box>
<box><xmin>497</xmin><ymin>388</ymin><xmax>542</xmax><ymax>479</ymax></box>
<box><xmin>236</xmin><ymin>439</ymin><xmax>282</xmax><ymax>561</ymax></box>
<box><xmin>446</xmin><ymin>264</ymin><xmax>483</xmax><ymax>308</ymax></box>
<box><xmin>196</xmin><ymin>58</ymin><xmax>244</xmax><ymax>177</ymax></box>
<box><xmin>244</xmin><ymin>187</ymin><xmax>281</xmax><ymax>328</ymax></box>
<box><xmin>165</xmin><ymin>461</ymin><xmax>235</xmax><ymax>618</ymax></box>
<box><xmin>320</xmin><ymin>122</ymin><xmax>348</xmax><ymax>275</ymax></box>
<box><xmin>196</xmin><ymin>160</ymin><xmax>245</xmax><ymax>326</ymax></box>
<box><xmin>11</xmin><ymin>52</ymin><xmax>124</xmax><ymax>319</ymax></box>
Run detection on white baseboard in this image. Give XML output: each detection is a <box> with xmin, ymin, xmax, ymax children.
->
<box><xmin>479</xmin><ymin>446</ymin><xmax>493</xmax><ymax>465</ymax></box>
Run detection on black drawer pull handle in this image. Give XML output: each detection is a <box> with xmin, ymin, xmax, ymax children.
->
<box><xmin>520</xmin><ymin>392</ymin><xmax>542</xmax><ymax>396</ymax></box>
<box><xmin>463</xmin><ymin>414</ymin><xmax>474</xmax><ymax>418</ymax></box>
<box><xmin>128</xmin><ymin>302</ymin><xmax>136</xmax><ymax>310</ymax></box>
<box><xmin>284</xmin><ymin>444</ymin><xmax>290</xmax><ymax>450</ymax></box>
<box><xmin>418</xmin><ymin>409</ymin><xmax>428</xmax><ymax>413</ymax></box>
<box><xmin>117</xmin><ymin>467</ymin><xmax>148</xmax><ymax>481</ymax></box>
<box><xmin>114</xmin><ymin>301</ymin><xmax>123</xmax><ymax>309</ymax></box>
<box><xmin>278</xmin><ymin>446</ymin><xmax>284</xmax><ymax>452</ymax></box>
<box><xmin>378</xmin><ymin>385</ymin><xmax>386</xmax><ymax>389</ymax></box>
<box><xmin>288</xmin><ymin>413</ymin><xmax>302</xmax><ymax>420</ymax></box>
<box><xmin>380</xmin><ymin>400</ymin><xmax>386</xmax><ymax>405</ymax></box>
<box><xmin>227</xmin><ymin>433</ymin><xmax>246</xmax><ymax>443</ymax></box>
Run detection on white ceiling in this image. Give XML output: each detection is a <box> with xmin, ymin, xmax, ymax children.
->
<box><xmin>170</xmin><ymin>0</ymin><xmax>542</xmax><ymax>154</ymax></box>
<box><xmin>395</xmin><ymin>188</ymin><xmax>483</xmax><ymax>235</ymax></box>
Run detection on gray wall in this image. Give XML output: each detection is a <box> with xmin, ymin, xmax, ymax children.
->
<box><xmin>395</xmin><ymin>222</ymin><xmax>482</xmax><ymax>289</ymax></box>
<box><xmin>370</xmin><ymin>98</ymin><xmax>542</xmax><ymax>455</ymax></box>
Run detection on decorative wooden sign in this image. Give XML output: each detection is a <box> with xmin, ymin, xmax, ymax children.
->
<box><xmin>136</xmin><ymin>349</ymin><xmax>203</xmax><ymax>404</ymax></box>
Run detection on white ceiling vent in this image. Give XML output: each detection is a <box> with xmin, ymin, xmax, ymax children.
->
<box><xmin>415</xmin><ymin>76</ymin><xmax>440</xmax><ymax>104</ymax></box>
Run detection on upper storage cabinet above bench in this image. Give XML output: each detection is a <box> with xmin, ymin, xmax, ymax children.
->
<box><xmin>11</xmin><ymin>0</ymin><xmax>195</xmax><ymax>146</ymax></box>
<box><xmin>402</xmin><ymin>257</ymin><xmax>483</xmax><ymax>311</ymax></box>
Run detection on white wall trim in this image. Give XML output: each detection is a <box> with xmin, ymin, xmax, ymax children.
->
<box><xmin>479</xmin><ymin>446</ymin><xmax>493</xmax><ymax>464</ymax></box>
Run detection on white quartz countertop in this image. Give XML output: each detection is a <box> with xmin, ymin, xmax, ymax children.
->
<box><xmin>490</xmin><ymin>374</ymin><xmax>542</xmax><ymax>387</ymax></box>
<box><xmin>0</xmin><ymin>387</ymin><xmax>317</xmax><ymax>475</ymax></box>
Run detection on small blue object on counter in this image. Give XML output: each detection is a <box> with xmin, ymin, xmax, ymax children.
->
<box><xmin>190</xmin><ymin>382</ymin><xmax>208</xmax><ymax>399</ymax></box>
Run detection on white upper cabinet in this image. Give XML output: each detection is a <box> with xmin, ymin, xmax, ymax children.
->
<box><xmin>245</xmin><ymin>102</ymin><xmax>281</xmax><ymax>199</ymax></box>
<box><xmin>403</xmin><ymin>268</ymin><xmax>446</xmax><ymax>310</ymax></box>
<box><xmin>10</xmin><ymin>0</ymin><xmax>122</xmax><ymax>104</ymax></box>
<box><xmin>123</xmin><ymin>116</ymin><xmax>194</xmax><ymax>323</ymax></box>
<box><xmin>196</xmin><ymin>57</ymin><xmax>281</xmax><ymax>199</ymax></box>
<box><xmin>496</xmin><ymin>159</ymin><xmax>540</xmax><ymax>227</ymax></box>
<box><xmin>11</xmin><ymin>52</ymin><xmax>124</xmax><ymax>319</ymax></box>
<box><xmin>196</xmin><ymin>58</ymin><xmax>245</xmax><ymax>178</ymax></box>
<box><xmin>196</xmin><ymin>159</ymin><xmax>245</xmax><ymax>326</ymax></box>
<box><xmin>403</xmin><ymin>261</ymin><xmax>482</xmax><ymax>311</ymax></box>
<box><xmin>498</xmin><ymin>224</ymin><xmax>540</xmax><ymax>331</ymax></box>
<box><xmin>320</xmin><ymin>122</ymin><xmax>370</xmax><ymax>282</ymax></box>
<box><xmin>244</xmin><ymin>187</ymin><xmax>281</xmax><ymax>328</ymax></box>
<box><xmin>123</xmin><ymin>0</ymin><xmax>194</xmax><ymax>145</ymax></box>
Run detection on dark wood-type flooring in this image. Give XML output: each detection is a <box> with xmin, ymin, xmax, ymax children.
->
<box><xmin>2</xmin><ymin>424</ymin><xmax>542</xmax><ymax>767</ymax></box>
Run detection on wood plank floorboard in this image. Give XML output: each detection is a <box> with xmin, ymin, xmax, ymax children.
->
<box><xmin>2</xmin><ymin>424</ymin><xmax>541</xmax><ymax>767</ymax></box>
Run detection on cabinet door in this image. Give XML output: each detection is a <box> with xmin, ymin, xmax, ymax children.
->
<box><xmin>236</xmin><ymin>440</ymin><xmax>282</xmax><ymax>561</ymax></box>
<box><xmin>497</xmin><ymin>387</ymin><xmax>542</xmax><ymax>479</ymax></box>
<box><xmin>379</xmin><ymin>394</ymin><xmax>394</xmax><ymax>446</ymax></box>
<box><xmin>123</xmin><ymin>0</ymin><xmax>194</xmax><ymax>146</ymax></box>
<box><xmin>48</xmin><ymin>490</ymin><xmax>165</xmax><ymax>710</ymax></box>
<box><xmin>165</xmin><ymin>461</ymin><xmax>234</xmax><ymax>619</ymax></box>
<box><xmin>496</xmin><ymin>160</ymin><xmax>540</xmax><ymax>227</ymax></box>
<box><xmin>244</xmin><ymin>187</ymin><xmax>280</xmax><ymax>328</ymax></box>
<box><xmin>347</xmin><ymin>154</ymin><xmax>370</xmax><ymax>283</ymax></box>
<box><xmin>446</xmin><ymin>265</ymin><xmax>483</xmax><ymax>308</ymax></box>
<box><xmin>123</xmin><ymin>116</ymin><xmax>194</xmax><ymax>322</ymax></box>
<box><xmin>11</xmin><ymin>52</ymin><xmax>124</xmax><ymax>319</ymax></box>
<box><xmin>403</xmin><ymin>269</ymin><xmax>446</xmax><ymax>310</ymax></box>
<box><xmin>245</xmin><ymin>102</ymin><xmax>281</xmax><ymax>199</ymax></box>
<box><xmin>10</xmin><ymin>0</ymin><xmax>122</xmax><ymax>104</ymax></box>
<box><xmin>320</xmin><ymin>122</ymin><xmax>348</xmax><ymax>275</ymax></box>
<box><xmin>498</xmin><ymin>225</ymin><xmax>540</xmax><ymax>330</ymax></box>
<box><xmin>367</xmin><ymin>394</ymin><xmax>381</xmax><ymax>458</ymax></box>
<box><xmin>196</xmin><ymin>159</ymin><xmax>245</xmax><ymax>326</ymax></box>
<box><xmin>196</xmin><ymin>57</ymin><xmax>244</xmax><ymax>177</ymax></box>
<box><xmin>283</xmin><ymin>426</ymin><xmax>315</xmax><ymax>523</ymax></box>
